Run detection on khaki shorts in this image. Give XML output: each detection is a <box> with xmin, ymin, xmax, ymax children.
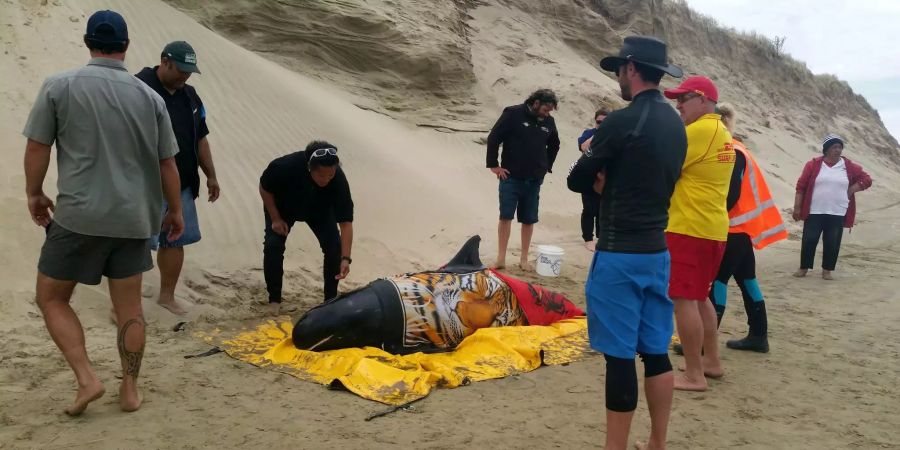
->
<box><xmin>38</xmin><ymin>222</ymin><xmax>153</xmax><ymax>285</ymax></box>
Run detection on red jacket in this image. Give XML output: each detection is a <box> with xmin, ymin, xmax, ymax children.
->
<box><xmin>795</xmin><ymin>156</ymin><xmax>873</xmax><ymax>228</ymax></box>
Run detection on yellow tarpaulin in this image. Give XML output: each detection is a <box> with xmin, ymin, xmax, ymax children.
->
<box><xmin>198</xmin><ymin>317</ymin><xmax>594</xmax><ymax>405</ymax></box>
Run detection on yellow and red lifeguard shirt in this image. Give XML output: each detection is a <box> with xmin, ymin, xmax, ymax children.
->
<box><xmin>667</xmin><ymin>113</ymin><xmax>735</xmax><ymax>241</ymax></box>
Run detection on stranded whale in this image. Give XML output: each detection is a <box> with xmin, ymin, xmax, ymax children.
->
<box><xmin>292</xmin><ymin>236</ymin><xmax>583</xmax><ymax>354</ymax></box>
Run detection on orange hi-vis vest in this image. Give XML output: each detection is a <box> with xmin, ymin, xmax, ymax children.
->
<box><xmin>728</xmin><ymin>140</ymin><xmax>787</xmax><ymax>249</ymax></box>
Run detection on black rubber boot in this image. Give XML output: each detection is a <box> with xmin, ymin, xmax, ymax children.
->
<box><xmin>726</xmin><ymin>334</ymin><xmax>769</xmax><ymax>353</ymax></box>
<box><xmin>747</xmin><ymin>302</ymin><xmax>768</xmax><ymax>337</ymax></box>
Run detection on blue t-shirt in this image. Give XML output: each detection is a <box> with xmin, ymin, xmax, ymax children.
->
<box><xmin>577</xmin><ymin>128</ymin><xmax>597</xmax><ymax>149</ymax></box>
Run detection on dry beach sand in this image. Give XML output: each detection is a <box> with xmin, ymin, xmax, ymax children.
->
<box><xmin>1</xmin><ymin>0</ymin><xmax>900</xmax><ymax>448</ymax></box>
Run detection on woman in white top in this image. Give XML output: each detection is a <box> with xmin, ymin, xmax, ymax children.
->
<box><xmin>792</xmin><ymin>134</ymin><xmax>873</xmax><ymax>280</ymax></box>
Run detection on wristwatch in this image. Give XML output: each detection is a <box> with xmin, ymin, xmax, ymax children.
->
<box><xmin>341</xmin><ymin>256</ymin><xmax>352</xmax><ymax>264</ymax></box>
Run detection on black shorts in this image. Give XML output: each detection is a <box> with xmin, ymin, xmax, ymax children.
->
<box><xmin>38</xmin><ymin>222</ymin><xmax>153</xmax><ymax>285</ymax></box>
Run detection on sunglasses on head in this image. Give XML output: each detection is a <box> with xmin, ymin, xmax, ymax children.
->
<box><xmin>310</xmin><ymin>147</ymin><xmax>337</xmax><ymax>159</ymax></box>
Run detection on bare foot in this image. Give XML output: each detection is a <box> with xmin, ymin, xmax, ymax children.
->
<box><xmin>119</xmin><ymin>377</ymin><xmax>142</xmax><ymax>412</ymax></box>
<box><xmin>793</xmin><ymin>268</ymin><xmax>808</xmax><ymax>278</ymax></box>
<box><xmin>634</xmin><ymin>440</ymin><xmax>665</xmax><ymax>450</ymax></box>
<box><xmin>677</xmin><ymin>364</ymin><xmax>724</xmax><ymax>379</ymax></box>
<box><xmin>64</xmin><ymin>380</ymin><xmax>105</xmax><ymax>416</ymax></box>
<box><xmin>822</xmin><ymin>270</ymin><xmax>834</xmax><ymax>280</ymax></box>
<box><xmin>157</xmin><ymin>299</ymin><xmax>187</xmax><ymax>316</ymax></box>
<box><xmin>674</xmin><ymin>373</ymin><xmax>708</xmax><ymax>391</ymax></box>
<box><xmin>701</xmin><ymin>357</ymin><xmax>724</xmax><ymax>379</ymax></box>
<box><xmin>518</xmin><ymin>260</ymin><xmax>534</xmax><ymax>271</ymax></box>
<box><xmin>583</xmin><ymin>240</ymin><xmax>596</xmax><ymax>252</ymax></box>
<box><xmin>494</xmin><ymin>259</ymin><xmax>506</xmax><ymax>270</ymax></box>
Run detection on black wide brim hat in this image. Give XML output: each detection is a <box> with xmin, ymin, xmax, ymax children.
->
<box><xmin>600</xmin><ymin>35</ymin><xmax>683</xmax><ymax>78</ymax></box>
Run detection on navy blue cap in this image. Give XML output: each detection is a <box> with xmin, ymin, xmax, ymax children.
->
<box><xmin>84</xmin><ymin>10</ymin><xmax>128</xmax><ymax>44</ymax></box>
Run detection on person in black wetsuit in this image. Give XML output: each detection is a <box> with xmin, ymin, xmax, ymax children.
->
<box><xmin>568</xmin><ymin>36</ymin><xmax>686</xmax><ymax>450</ymax></box>
<box><xmin>259</xmin><ymin>141</ymin><xmax>354</xmax><ymax>306</ymax></box>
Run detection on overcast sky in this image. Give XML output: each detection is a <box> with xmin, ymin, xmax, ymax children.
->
<box><xmin>684</xmin><ymin>0</ymin><xmax>900</xmax><ymax>141</ymax></box>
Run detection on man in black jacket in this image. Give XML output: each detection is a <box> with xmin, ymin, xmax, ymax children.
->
<box><xmin>486</xmin><ymin>89</ymin><xmax>560</xmax><ymax>270</ymax></box>
<box><xmin>568</xmin><ymin>36</ymin><xmax>686</xmax><ymax>450</ymax></box>
<box><xmin>136</xmin><ymin>41</ymin><xmax>220</xmax><ymax>316</ymax></box>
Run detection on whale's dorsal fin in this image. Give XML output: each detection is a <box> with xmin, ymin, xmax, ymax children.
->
<box><xmin>439</xmin><ymin>235</ymin><xmax>485</xmax><ymax>273</ymax></box>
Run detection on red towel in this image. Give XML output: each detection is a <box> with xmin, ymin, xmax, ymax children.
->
<box><xmin>490</xmin><ymin>270</ymin><xmax>584</xmax><ymax>325</ymax></box>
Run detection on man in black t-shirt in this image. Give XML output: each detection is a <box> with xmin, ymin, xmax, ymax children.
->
<box><xmin>259</xmin><ymin>141</ymin><xmax>354</xmax><ymax>305</ymax></box>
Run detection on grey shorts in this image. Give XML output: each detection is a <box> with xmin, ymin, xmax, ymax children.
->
<box><xmin>38</xmin><ymin>222</ymin><xmax>154</xmax><ymax>285</ymax></box>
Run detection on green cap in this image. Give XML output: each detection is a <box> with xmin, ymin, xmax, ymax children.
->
<box><xmin>162</xmin><ymin>41</ymin><xmax>200</xmax><ymax>74</ymax></box>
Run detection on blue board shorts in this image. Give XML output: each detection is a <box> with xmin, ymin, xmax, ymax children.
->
<box><xmin>153</xmin><ymin>188</ymin><xmax>201</xmax><ymax>250</ymax></box>
<box><xmin>498</xmin><ymin>176</ymin><xmax>543</xmax><ymax>225</ymax></box>
<box><xmin>585</xmin><ymin>250</ymin><xmax>673</xmax><ymax>359</ymax></box>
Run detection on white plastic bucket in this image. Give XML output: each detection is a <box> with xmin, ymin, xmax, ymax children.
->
<box><xmin>536</xmin><ymin>245</ymin><xmax>565</xmax><ymax>277</ymax></box>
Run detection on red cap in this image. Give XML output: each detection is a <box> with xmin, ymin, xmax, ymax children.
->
<box><xmin>664</xmin><ymin>76</ymin><xmax>719</xmax><ymax>103</ymax></box>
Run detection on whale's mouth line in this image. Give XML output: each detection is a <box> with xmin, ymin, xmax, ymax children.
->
<box><xmin>307</xmin><ymin>335</ymin><xmax>334</xmax><ymax>351</ymax></box>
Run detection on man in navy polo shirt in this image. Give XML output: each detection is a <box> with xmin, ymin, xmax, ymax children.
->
<box><xmin>137</xmin><ymin>41</ymin><xmax>220</xmax><ymax>315</ymax></box>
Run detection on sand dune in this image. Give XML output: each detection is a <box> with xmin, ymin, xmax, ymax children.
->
<box><xmin>1</xmin><ymin>0</ymin><xmax>541</xmax><ymax>291</ymax></box>
<box><xmin>2</xmin><ymin>0</ymin><xmax>900</xmax><ymax>448</ymax></box>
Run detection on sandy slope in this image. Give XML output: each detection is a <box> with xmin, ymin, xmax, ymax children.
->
<box><xmin>1</xmin><ymin>0</ymin><xmax>900</xmax><ymax>449</ymax></box>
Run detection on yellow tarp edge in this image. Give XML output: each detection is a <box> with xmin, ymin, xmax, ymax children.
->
<box><xmin>198</xmin><ymin>317</ymin><xmax>594</xmax><ymax>405</ymax></box>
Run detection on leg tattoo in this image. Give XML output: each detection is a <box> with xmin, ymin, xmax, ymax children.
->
<box><xmin>117</xmin><ymin>317</ymin><xmax>145</xmax><ymax>378</ymax></box>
